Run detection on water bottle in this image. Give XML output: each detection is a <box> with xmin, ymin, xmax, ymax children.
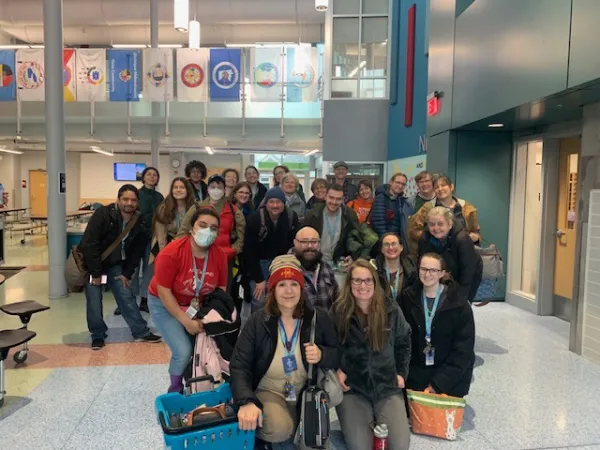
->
<box><xmin>372</xmin><ymin>423</ymin><xmax>389</xmax><ymax>450</ymax></box>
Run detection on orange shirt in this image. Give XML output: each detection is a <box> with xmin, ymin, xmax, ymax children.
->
<box><xmin>347</xmin><ymin>197</ymin><xmax>374</xmax><ymax>225</ymax></box>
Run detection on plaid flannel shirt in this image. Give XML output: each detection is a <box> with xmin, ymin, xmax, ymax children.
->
<box><xmin>303</xmin><ymin>261</ymin><xmax>339</xmax><ymax>311</ymax></box>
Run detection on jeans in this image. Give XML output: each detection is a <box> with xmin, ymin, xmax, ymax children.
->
<box><xmin>131</xmin><ymin>242</ymin><xmax>152</xmax><ymax>298</ymax></box>
<box><xmin>85</xmin><ymin>264</ymin><xmax>150</xmax><ymax>341</ymax></box>
<box><xmin>244</xmin><ymin>259</ymin><xmax>272</xmax><ymax>320</ymax></box>
<box><xmin>148</xmin><ymin>293</ymin><xmax>194</xmax><ymax>376</ymax></box>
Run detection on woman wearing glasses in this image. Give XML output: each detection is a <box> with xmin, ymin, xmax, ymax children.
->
<box><xmin>371</xmin><ymin>233</ymin><xmax>418</xmax><ymax>304</ymax></box>
<box><xmin>399</xmin><ymin>253</ymin><xmax>475</xmax><ymax>397</ymax></box>
<box><xmin>418</xmin><ymin>206</ymin><xmax>483</xmax><ymax>302</ymax></box>
<box><xmin>333</xmin><ymin>259</ymin><xmax>412</xmax><ymax>450</ymax></box>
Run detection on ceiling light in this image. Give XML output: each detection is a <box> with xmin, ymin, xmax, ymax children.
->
<box><xmin>112</xmin><ymin>44</ymin><xmax>148</xmax><ymax>48</ymax></box>
<box><xmin>158</xmin><ymin>44</ymin><xmax>183</xmax><ymax>48</ymax></box>
<box><xmin>90</xmin><ymin>146</ymin><xmax>114</xmax><ymax>156</ymax></box>
<box><xmin>189</xmin><ymin>20</ymin><xmax>200</xmax><ymax>49</ymax></box>
<box><xmin>315</xmin><ymin>0</ymin><xmax>329</xmax><ymax>11</ymax></box>
<box><xmin>205</xmin><ymin>146</ymin><xmax>214</xmax><ymax>155</ymax></box>
<box><xmin>174</xmin><ymin>0</ymin><xmax>189</xmax><ymax>32</ymax></box>
<box><xmin>488</xmin><ymin>123</ymin><xmax>504</xmax><ymax>128</ymax></box>
<box><xmin>381</xmin><ymin>40</ymin><xmax>388</xmax><ymax>46</ymax></box>
<box><xmin>30</xmin><ymin>45</ymin><xmax>45</xmax><ymax>49</ymax></box>
<box><xmin>0</xmin><ymin>45</ymin><xmax>30</xmax><ymax>49</ymax></box>
<box><xmin>305</xmin><ymin>149</ymin><xmax>320</xmax><ymax>156</ymax></box>
<box><xmin>348</xmin><ymin>61</ymin><xmax>367</xmax><ymax>78</ymax></box>
<box><xmin>0</xmin><ymin>147</ymin><xmax>24</xmax><ymax>155</ymax></box>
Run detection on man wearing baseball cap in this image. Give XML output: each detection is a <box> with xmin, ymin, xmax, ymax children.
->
<box><xmin>333</xmin><ymin>161</ymin><xmax>358</xmax><ymax>203</ymax></box>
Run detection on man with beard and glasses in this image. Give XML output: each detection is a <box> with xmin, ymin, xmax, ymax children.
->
<box><xmin>293</xmin><ymin>226</ymin><xmax>339</xmax><ymax>310</ymax></box>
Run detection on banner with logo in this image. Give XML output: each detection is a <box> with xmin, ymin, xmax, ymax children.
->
<box><xmin>76</xmin><ymin>49</ymin><xmax>106</xmax><ymax>102</ymax></box>
<box><xmin>250</xmin><ymin>47</ymin><xmax>283</xmax><ymax>102</ymax></box>
<box><xmin>16</xmin><ymin>49</ymin><xmax>45</xmax><ymax>101</ymax></box>
<box><xmin>63</xmin><ymin>49</ymin><xmax>77</xmax><ymax>102</ymax></box>
<box><xmin>0</xmin><ymin>50</ymin><xmax>16</xmax><ymax>101</ymax></box>
<box><xmin>143</xmin><ymin>48</ymin><xmax>174</xmax><ymax>102</ymax></box>
<box><xmin>209</xmin><ymin>48</ymin><xmax>241</xmax><ymax>102</ymax></box>
<box><xmin>108</xmin><ymin>49</ymin><xmax>141</xmax><ymax>102</ymax></box>
<box><xmin>287</xmin><ymin>46</ymin><xmax>318</xmax><ymax>102</ymax></box>
<box><xmin>176</xmin><ymin>48</ymin><xmax>208</xmax><ymax>102</ymax></box>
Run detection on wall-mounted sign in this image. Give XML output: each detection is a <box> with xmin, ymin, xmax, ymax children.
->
<box><xmin>427</xmin><ymin>91</ymin><xmax>442</xmax><ymax>117</ymax></box>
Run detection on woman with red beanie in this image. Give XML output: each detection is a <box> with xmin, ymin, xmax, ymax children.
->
<box><xmin>230</xmin><ymin>255</ymin><xmax>339</xmax><ymax>449</ymax></box>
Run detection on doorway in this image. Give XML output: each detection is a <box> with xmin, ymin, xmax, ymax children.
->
<box><xmin>29</xmin><ymin>170</ymin><xmax>47</xmax><ymax>217</ymax></box>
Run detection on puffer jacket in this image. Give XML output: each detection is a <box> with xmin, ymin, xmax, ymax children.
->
<box><xmin>399</xmin><ymin>279</ymin><xmax>475</xmax><ymax>397</ymax></box>
<box><xmin>371</xmin><ymin>184</ymin><xmax>414</xmax><ymax>251</ymax></box>
<box><xmin>337</xmin><ymin>297</ymin><xmax>411</xmax><ymax>404</ymax></box>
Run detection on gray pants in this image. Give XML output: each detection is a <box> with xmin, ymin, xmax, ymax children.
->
<box><xmin>336</xmin><ymin>393</ymin><xmax>410</xmax><ymax>450</ymax></box>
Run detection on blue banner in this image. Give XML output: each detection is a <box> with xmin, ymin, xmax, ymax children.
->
<box><xmin>209</xmin><ymin>49</ymin><xmax>241</xmax><ymax>102</ymax></box>
<box><xmin>0</xmin><ymin>50</ymin><xmax>16</xmax><ymax>102</ymax></box>
<box><xmin>108</xmin><ymin>50</ymin><xmax>141</xmax><ymax>102</ymax></box>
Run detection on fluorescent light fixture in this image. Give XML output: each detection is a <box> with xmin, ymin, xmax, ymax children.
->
<box><xmin>488</xmin><ymin>123</ymin><xmax>504</xmax><ymax>128</ymax></box>
<box><xmin>305</xmin><ymin>149</ymin><xmax>320</xmax><ymax>156</ymax></box>
<box><xmin>225</xmin><ymin>42</ymin><xmax>311</xmax><ymax>48</ymax></box>
<box><xmin>112</xmin><ymin>44</ymin><xmax>148</xmax><ymax>48</ymax></box>
<box><xmin>0</xmin><ymin>45</ymin><xmax>30</xmax><ymax>49</ymax></box>
<box><xmin>159</xmin><ymin>44</ymin><xmax>183</xmax><ymax>48</ymax></box>
<box><xmin>90</xmin><ymin>146</ymin><xmax>114</xmax><ymax>156</ymax></box>
<box><xmin>205</xmin><ymin>146</ymin><xmax>214</xmax><ymax>155</ymax></box>
<box><xmin>0</xmin><ymin>147</ymin><xmax>24</xmax><ymax>155</ymax></box>
<box><xmin>315</xmin><ymin>0</ymin><xmax>329</xmax><ymax>11</ymax></box>
<box><xmin>174</xmin><ymin>0</ymin><xmax>189</xmax><ymax>32</ymax></box>
<box><xmin>381</xmin><ymin>40</ymin><xmax>387</xmax><ymax>46</ymax></box>
<box><xmin>30</xmin><ymin>45</ymin><xmax>45</xmax><ymax>48</ymax></box>
<box><xmin>348</xmin><ymin>61</ymin><xmax>367</xmax><ymax>78</ymax></box>
<box><xmin>189</xmin><ymin>20</ymin><xmax>200</xmax><ymax>49</ymax></box>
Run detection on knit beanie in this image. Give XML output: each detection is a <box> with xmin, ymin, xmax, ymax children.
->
<box><xmin>268</xmin><ymin>255</ymin><xmax>305</xmax><ymax>290</ymax></box>
<box><xmin>264</xmin><ymin>186</ymin><xmax>286</xmax><ymax>204</ymax></box>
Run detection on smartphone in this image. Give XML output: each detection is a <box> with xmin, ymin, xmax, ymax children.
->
<box><xmin>89</xmin><ymin>275</ymin><xmax>108</xmax><ymax>284</ymax></box>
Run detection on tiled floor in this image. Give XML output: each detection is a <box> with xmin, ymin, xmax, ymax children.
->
<box><xmin>2</xmin><ymin>235</ymin><xmax>600</xmax><ymax>449</ymax></box>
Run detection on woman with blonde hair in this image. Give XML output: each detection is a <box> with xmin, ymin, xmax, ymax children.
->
<box><xmin>333</xmin><ymin>259</ymin><xmax>411</xmax><ymax>450</ymax></box>
<box><xmin>280</xmin><ymin>172</ymin><xmax>306</xmax><ymax>220</ymax></box>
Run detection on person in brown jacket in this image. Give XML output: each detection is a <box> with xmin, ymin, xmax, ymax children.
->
<box><xmin>409</xmin><ymin>175</ymin><xmax>480</xmax><ymax>245</ymax></box>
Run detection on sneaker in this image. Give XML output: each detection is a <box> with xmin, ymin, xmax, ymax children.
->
<box><xmin>114</xmin><ymin>307</ymin><xmax>121</xmax><ymax>316</ymax></box>
<box><xmin>134</xmin><ymin>332</ymin><xmax>162</xmax><ymax>343</ymax></box>
<box><xmin>91</xmin><ymin>338</ymin><xmax>105</xmax><ymax>350</ymax></box>
<box><xmin>139</xmin><ymin>297</ymin><xmax>149</xmax><ymax>313</ymax></box>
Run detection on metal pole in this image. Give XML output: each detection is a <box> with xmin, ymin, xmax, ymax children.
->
<box><xmin>280</xmin><ymin>46</ymin><xmax>285</xmax><ymax>138</ymax></box>
<box><xmin>165</xmin><ymin>101</ymin><xmax>170</xmax><ymax>137</ymax></box>
<box><xmin>203</xmin><ymin>101</ymin><xmax>207</xmax><ymax>137</ymax></box>
<box><xmin>150</xmin><ymin>0</ymin><xmax>160</xmax><ymax>168</ymax></box>
<box><xmin>241</xmin><ymin>49</ymin><xmax>247</xmax><ymax>137</ymax></box>
<box><xmin>127</xmin><ymin>102</ymin><xmax>132</xmax><ymax>136</ymax></box>
<box><xmin>90</xmin><ymin>101</ymin><xmax>95</xmax><ymax>136</ymax></box>
<box><xmin>16</xmin><ymin>98</ymin><xmax>22</xmax><ymax>136</ymax></box>
<box><xmin>318</xmin><ymin>77</ymin><xmax>324</xmax><ymax>138</ymax></box>
<box><xmin>43</xmin><ymin>0</ymin><xmax>67</xmax><ymax>299</ymax></box>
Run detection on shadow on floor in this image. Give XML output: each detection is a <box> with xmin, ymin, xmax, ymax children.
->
<box><xmin>62</xmin><ymin>326</ymin><xmax>138</xmax><ymax>345</ymax></box>
<box><xmin>474</xmin><ymin>337</ymin><xmax>508</xmax><ymax>355</ymax></box>
<box><xmin>474</xmin><ymin>355</ymin><xmax>485</xmax><ymax>369</ymax></box>
<box><xmin>0</xmin><ymin>396</ymin><xmax>32</xmax><ymax>421</ymax></box>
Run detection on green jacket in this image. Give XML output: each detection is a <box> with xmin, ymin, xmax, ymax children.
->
<box><xmin>138</xmin><ymin>187</ymin><xmax>164</xmax><ymax>237</ymax></box>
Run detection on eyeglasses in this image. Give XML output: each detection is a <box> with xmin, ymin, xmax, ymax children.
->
<box><xmin>237</xmin><ymin>191</ymin><xmax>251</xmax><ymax>196</ymax></box>
<box><xmin>419</xmin><ymin>267</ymin><xmax>442</xmax><ymax>275</ymax></box>
<box><xmin>296</xmin><ymin>239</ymin><xmax>320</xmax><ymax>247</ymax></box>
<box><xmin>351</xmin><ymin>278</ymin><xmax>374</xmax><ymax>286</ymax></box>
<box><xmin>382</xmin><ymin>242</ymin><xmax>400</xmax><ymax>249</ymax></box>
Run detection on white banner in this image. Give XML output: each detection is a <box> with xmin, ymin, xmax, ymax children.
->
<box><xmin>16</xmin><ymin>48</ymin><xmax>45</xmax><ymax>101</ymax></box>
<box><xmin>76</xmin><ymin>49</ymin><xmax>107</xmax><ymax>102</ymax></box>
<box><xmin>287</xmin><ymin>46</ymin><xmax>319</xmax><ymax>102</ymax></box>
<box><xmin>176</xmin><ymin>48</ymin><xmax>209</xmax><ymax>102</ymax></box>
<box><xmin>250</xmin><ymin>47</ymin><xmax>283</xmax><ymax>102</ymax></box>
<box><xmin>143</xmin><ymin>48</ymin><xmax>174</xmax><ymax>102</ymax></box>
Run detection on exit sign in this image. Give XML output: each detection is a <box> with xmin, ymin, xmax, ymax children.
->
<box><xmin>427</xmin><ymin>92</ymin><xmax>442</xmax><ymax>117</ymax></box>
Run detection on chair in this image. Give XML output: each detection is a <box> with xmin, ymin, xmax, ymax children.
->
<box><xmin>0</xmin><ymin>329</ymin><xmax>36</xmax><ymax>407</ymax></box>
<box><xmin>0</xmin><ymin>301</ymin><xmax>50</xmax><ymax>363</ymax></box>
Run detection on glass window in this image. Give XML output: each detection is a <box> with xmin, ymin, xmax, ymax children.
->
<box><xmin>333</xmin><ymin>0</ymin><xmax>360</xmax><ymax>14</ymax></box>
<box><xmin>361</xmin><ymin>17</ymin><xmax>388</xmax><ymax>77</ymax></box>
<box><xmin>331</xmin><ymin>79</ymin><xmax>359</xmax><ymax>98</ymax></box>
<box><xmin>332</xmin><ymin>18</ymin><xmax>360</xmax><ymax>78</ymax></box>
<box><xmin>362</xmin><ymin>0</ymin><xmax>389</xmax><ymax>14</ymax></box>
<box><xmin>359</xmin><ymin>78</ymin><xmax>387</xmax><ymax>98</ymax></box>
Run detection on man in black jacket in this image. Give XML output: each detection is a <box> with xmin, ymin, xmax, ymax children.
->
<box><xmin>243</xmin><ymin>187</ymin><xmax>298</xmax><ymax>317</ymax></box>
<box><xmin>80</xmin><ymin>185</ymin><xmax>161</xmax><ymax>350</ymax></box>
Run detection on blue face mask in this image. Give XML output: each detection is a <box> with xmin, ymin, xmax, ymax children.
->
<box><xmin>193</xmin><ymin>227</ymin><xmax>217</xmax><ymax>247</ymax></box>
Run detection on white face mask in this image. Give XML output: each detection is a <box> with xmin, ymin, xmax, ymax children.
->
<box><xmin>208</xmin><ymin>188</ymin><xmax>225</xmax><ymax>201</ymax></box>
<box><xmin>193</xmin><ymin>227</ymin><xmax>218</xmax><ymax>247</ymax></box>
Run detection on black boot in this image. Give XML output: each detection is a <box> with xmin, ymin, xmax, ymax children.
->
<box><xmin>254</xmin><ymin>437</ymin><xmax>272</xmax><ymax>450</ymax></box>
<box><xmin>139</xmin><ymin>297</ymin><xmax>149</xmax><ymax>313</ymax></box>
<box><xmin>114</xmin><ymin>307</ymin><xmax>121</xmax><ymax>316</ymax></box>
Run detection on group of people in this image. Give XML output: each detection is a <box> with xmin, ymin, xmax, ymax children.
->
<box><xmin>78</xmin><ymin>160</ymin><xmax>481</xmax><ymax>450</ymax></box>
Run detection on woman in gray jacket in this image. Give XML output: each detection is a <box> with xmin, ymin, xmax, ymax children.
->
<box><xmin>280</xmin><ymin>172</ymin><xmax>306</xmax><ymax>221</ymax></box>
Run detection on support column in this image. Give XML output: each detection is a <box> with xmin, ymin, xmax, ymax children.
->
<box><xmin>150</xmin><ymin>0</ymin><xmax>160</xmax><ymax>168</ymax></box>
<box><xmin>43</xmin><ymin>0</ymin><xmax>67</xmax><ymax>299</ymax></box>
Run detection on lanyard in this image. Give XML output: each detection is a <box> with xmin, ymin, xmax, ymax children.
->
<box><xmin>304</xmin><ymin>264</ymin><xmax>321</xmax><ymax>290</ymax></box>
<box><xmin>324</xmin><ymin>210</ymin><xmax>340</xmax><ymax>241</ymax></box>
<box><xmin>385</xmin><ymin>266</ymin><xmax>400</xmax><ymax>298</ymax></box>
<box><xmin>422</xmin><ymin>285</ymin><xmax>442</xmax><ymax>342</ymax></box>
<box><xmin>192</xmin><ymin>248</ymin><xmax>210</xmax><ymax>299</ymax></box>
<box><xmin>279</xmin><ymin>318</ymin><xmax>301</xmax><ymax>356</ymax></box>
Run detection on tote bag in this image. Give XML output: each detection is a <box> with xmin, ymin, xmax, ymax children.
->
<box><xmin>407</xmin><ymin>389</ymin><xmax>466</xmax><ymax>441</ymax></box>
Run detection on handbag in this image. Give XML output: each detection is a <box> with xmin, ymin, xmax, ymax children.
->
<box><xmin>317</xmin><ymin>368</ymin><xmax>343</xmax><ymax>408</ymax></box>
<box><xmin>406</xmin><ymin>388</ymin><xmax>466</xmax><ymax>441</ymax></box>
<box><xmin>475</xmin><ymin>239</ymin><xmax>504</xmax><ymax>280</ymax></box>
<box><xmin>64</xmin><ymin>212</ymin><xmax>140</xmax><ymax>291</ymax></box>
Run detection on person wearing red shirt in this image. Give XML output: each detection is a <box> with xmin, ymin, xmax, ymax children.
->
<box><xmin>148</xmin><ymin>207</ymin><xmax>228</xmax><ymax>393</ymax></box>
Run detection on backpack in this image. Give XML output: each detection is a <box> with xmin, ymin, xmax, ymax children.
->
<box><xmin>257</xmin><ymin>207</ymin><xmax>294</xmax><ymax>243</ymax></box>
<box><xmin>188</xmin><ymin>332</ymin><xmax>230</xmax><ymax>393</ymax></box>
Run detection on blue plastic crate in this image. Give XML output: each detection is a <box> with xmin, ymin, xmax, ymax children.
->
<box><xmin>155</xmin><ymin>381</ymin><xmax>256</xmax><ymax>450</ymax></box>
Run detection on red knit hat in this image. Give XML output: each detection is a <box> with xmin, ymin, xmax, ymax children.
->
<box><xmin>268</xmin><ymin>255</ymin><xmax>305</xmax><ymax>290</ymax></box>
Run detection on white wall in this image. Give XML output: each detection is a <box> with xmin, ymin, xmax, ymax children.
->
<box><xmin>0</xmin><ymin>154</ymin><xmax>15</xmax><ymax>207</ymax></box>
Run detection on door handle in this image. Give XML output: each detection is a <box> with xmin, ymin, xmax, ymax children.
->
<box><xmin>555</xmin><ymin>229</ymin><xmax>566</xmax><ymax>238</ymax></box>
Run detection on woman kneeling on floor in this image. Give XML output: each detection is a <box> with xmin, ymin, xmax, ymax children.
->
<box><xmin>399</xmin><ymin>253</ymin><xmax>475</xmax><ymax>397</ymax></box>
<box><xmin>230</xmin><ymin>255</ymin><xmax>339</xmax><ymax>449</ymax></box>
<box><xmin>334</xmin><ymin>259</ymin><xmax>412</xmax><ymax>450</ymax></box>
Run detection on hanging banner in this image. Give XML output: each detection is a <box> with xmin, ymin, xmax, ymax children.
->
<box><xmin>63</xmin><ymin>49</ymin><xmax>77</xmax><ymax>102</ymax></box>
<box><xmin>108</xmin><ymin>49</ymin><xmax>141</xmax><ymax>102</ymax></box>
<box><xmin>143</xmin><ymin>48</ymin><xmax>174</xmax><ymax>102</ymax></box>
<box><xmin>176</xmin><ymin>48</ymin><xmax>209</xmax><ymax>102</ymax></box>
<box><xmin>0</xmin><ymin>50</ymin><xmax>16</xmax><ymax>102</ymax></box>
<box><xmin>209</xmin><ymin>48</ymin><xmax>241</xmax><ymax>102</ymax></box>
<box><xmin>287</xmin><ymin>46</ymin><xmax>318</xmax><ymax>102</ymax></box>
<box><xmin>16</xmin><ymin>48</ymin><xmax>45</xmax><ymax>101</ymax></box>
<box><xmin>76</xmin><ymin>49</ymin><xmax>106</xmax><ymax>102</ymax></box>
<box><xmin>250</xmin><ymin>47</ymin><xmax>283</xmax><ymax>102</ymax></box>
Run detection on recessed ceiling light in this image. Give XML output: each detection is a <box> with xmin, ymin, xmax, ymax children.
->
<box><xmin>488</xmin><ymin>123</ymin><xmax>504</xmax><ymax>128</ymax></box>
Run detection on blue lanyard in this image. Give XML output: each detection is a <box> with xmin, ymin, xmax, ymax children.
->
<box><xmin>385</xmin><ymin>266</ymin><xmax>400</xmax><ymax>298</ymax></box>
<box><xmin>192</xmin><ymin>248</ymin><xmax>210</xmax><ymax>299</ymax></box>
<box><xmin>422</xmin><ymin>285</ymin><xmax>442</xmax><ymax>342</ymax></box>
<box><xmin>278</xmin><ymin>319</ymin><xmax>301</xmax><ymax>356</ymax></box>
<box><xmin>324</xmin><ymin>210</ymin><xmax>340</xmax><ymax>240</ymax></box>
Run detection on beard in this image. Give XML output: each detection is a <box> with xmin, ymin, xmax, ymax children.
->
<box><xmin>297</xmin><ymin>250</ymin><xmax>323</xmax><ymax>271</ymax></box>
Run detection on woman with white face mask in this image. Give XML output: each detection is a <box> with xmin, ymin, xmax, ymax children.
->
<box><xmin>148</xmin><ymin>208</ymin><xmax>228</xmax><ymax>393</ymax></box>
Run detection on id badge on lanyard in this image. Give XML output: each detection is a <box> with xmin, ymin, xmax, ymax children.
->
<box><xmin>423</xmin><ymin>286</ymin><xmax>442</xmax><ymax>367</ymax></box>
<box><xmin>185</xmin><ymin>249</ymin><xmax>209</xmax><ymax>319</ymax></box>
<box><xmin>280</xmin><ymin>319</ymin><xmax>301</xmax><ymax>402</ymax></box>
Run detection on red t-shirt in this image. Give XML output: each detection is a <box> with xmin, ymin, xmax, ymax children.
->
<box><xmin>149</xmin><ymin>236</ymin><xmax>228</xmax><ymax>307</ymax></box>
